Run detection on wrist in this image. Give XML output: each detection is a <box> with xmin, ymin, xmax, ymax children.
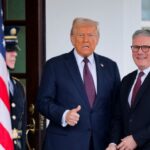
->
<box><xmin>109</xmin><ymin>143</ymin><xmax>117</xmax><ymax>147</ymax></box>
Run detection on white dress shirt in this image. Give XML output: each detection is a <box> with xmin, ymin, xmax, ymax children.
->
<box><xmin>61</xmin><ymin>49</ymin><xmax>97</xmax><ymax>127</ymax></box>
<box><xmin>128</xmin><ymin>67</ymin><xmax>150</xmax><ymax>106</ymax></box>
<box><xmin>74</xmin><ymin>49</ymin><xmax>97</xmax><ymax>92</ymax></box>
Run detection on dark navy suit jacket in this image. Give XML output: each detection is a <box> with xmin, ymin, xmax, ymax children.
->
<box><xmin>37</xmin><ymin>50</ymin><xmax>120</xmax><ymax>150</ymax></box>
<box><xmin>110</xmin><ymin>70</ymin><xmax>150</xmax><ymax>150</ymax></box>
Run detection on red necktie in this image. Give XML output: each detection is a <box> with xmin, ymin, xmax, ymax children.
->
<box><xmin>83</xmin><ymin>58</ymin><xmax>96</xmax><ymax>107</ymax></box>
<box><xmin>131</xmin><ymin>71</ymin><xmax>144</xmax><ymax>106</ymax></box>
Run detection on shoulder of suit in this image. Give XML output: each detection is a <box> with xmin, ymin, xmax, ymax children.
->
<box><xmin>12</xmin><ymin>76</ymin><xmax>24</xmax><ymax>87</ymax></box>
<box><xmin>46</xmin><ymin>53</ymin><xmax>69</xmax><ymax>66</ymax></box>
<box><xmin>12</xmin><ymin>76</ymin><xmax>26</xmax><ymax>93</ymax></box>
<box><xmin>48</xmin><ymin>52</ymin><xmax>68</xmax><ymax>61</ymax></box>
<box><xmin>12</xmin><ymin>76</ymin><xmax>20</xmax><ymax>83</ymax></box>
<box><xmin>124</xmin><ymin>70</ymin><xmax>137</xmax><ymax>78</ymax></box>
<box><xmin>122</xmin><ymin>70</ymin><xmax>137</xmax><ymax>82</ymax></box>
<box><xmin>94</xmin><ymin>53</ymin><xmax>115</xmax><ymax>63</ymax></box>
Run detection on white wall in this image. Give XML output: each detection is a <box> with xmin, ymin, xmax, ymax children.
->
<box><xmin>46</xmin><ymin>0</ymin><xmax>141</xmax><ymax>78</ymax></box>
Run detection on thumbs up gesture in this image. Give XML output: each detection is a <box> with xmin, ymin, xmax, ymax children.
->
<box><xmin>66</xmin><ymin>105</ymin><xmax>81</xmax><ymax>126</ymax></box>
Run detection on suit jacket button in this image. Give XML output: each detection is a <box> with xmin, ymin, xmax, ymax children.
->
<box><xmin>14</xmin><ymin>140</ymin><xmax>17</xmax><ymax>144</ymax></box>
<box><xmin>12</xmin><ymin>115</ymin><xmax>16</xmax><ymax>120</ymax></box>
<box><xmin>11</xmin><ymin>102</ymin><xmax>16</xmax><ymax>108</ymax></box>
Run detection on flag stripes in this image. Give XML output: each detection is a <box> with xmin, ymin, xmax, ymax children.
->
<box><xmin>0</xmin><ymin>1</ymin><xmax>14</xmax><ymax>149</ymax></box>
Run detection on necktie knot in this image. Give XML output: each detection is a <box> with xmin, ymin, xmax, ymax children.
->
<box><xmin>138</xmin><ymin>71</ymin><xmax>144</xmax><ymax>78</ymax></box>
<box><xmin>83</xmin><ymin>57</ymin><xmax>89</xmax><ymax>64</ymax></box>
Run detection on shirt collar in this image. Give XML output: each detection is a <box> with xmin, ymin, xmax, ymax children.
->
<box><xmin>74</xmin><ymin>49</ymin><xmax>95</xmax><ymax>64</ymax></box>
<box><xmin>138</xmin><ymin>67</ymin><xmax>150</xmax><ymax>76</ymax></box>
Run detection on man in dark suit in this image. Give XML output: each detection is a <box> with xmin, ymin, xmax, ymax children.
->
<box><xmin>37</xmin><ymin>17</ymin><xmax>120</xmax><ymax>150</ymax></box>
<box><xmin>5</xmin><ymin>26</ymin><xmax>26</xmax><ymax>150</ymax></box>
<box><xmin>106</xmin><ymin>29</ymin><xmax>150</xmax><ymax>150</ymax></box>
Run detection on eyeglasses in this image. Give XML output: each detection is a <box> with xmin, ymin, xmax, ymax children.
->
<box><xmin>131</xmin><ymin>45</ymin><xmax>150</xmax><ymax>53</ymax></box>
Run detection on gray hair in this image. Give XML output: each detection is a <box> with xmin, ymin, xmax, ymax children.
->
<box><xmin>70</xmin><ymin>17</ymin><xmax>100</xmax><ymax>36</ymax></box>
<box><xmin>132</xmin><ymin>29</ymin><xmax>150</xmax><ymax>39</ymax></box>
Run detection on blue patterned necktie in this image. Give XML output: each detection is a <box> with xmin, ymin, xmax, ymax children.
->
<box><xmin>83</xmin><ymin>58</ymin><xmax>96</xmax><ymax>107</ymax></box>
<box><xmin>131</xmin><ymin>71</ymin><xmax>144</xmax><ymax>106</ymax></box>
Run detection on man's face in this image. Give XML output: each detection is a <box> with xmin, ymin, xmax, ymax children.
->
<box><xmin>132</xmin><ymin>35</ymin><xmax>150</xmax><ymax>70</ymax></box>
<box><xmin>71</xmin><ymin>23</ymin><xmax>99</xmax><ymax>57</ymax></box>
<box><xmin>6</xmin><ymin>51</ymin><xmax>18</xmax><ymax>70</ymax></box>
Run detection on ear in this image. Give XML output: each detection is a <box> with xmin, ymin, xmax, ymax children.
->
<box><xmin>96</xmin><ymin>36</ymin><xmax>100</xmax><ymax>45</ymax></box>
<box><xmin>70</xmin><ymin>35</ymin><xmax>75</xmax><ymax>46</ymax></box>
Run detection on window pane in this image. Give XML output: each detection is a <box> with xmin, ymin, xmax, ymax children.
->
<box><xmin>6</xmin><ymin>0</ymin><xmax>25</xmax><ymax>20</ymax></box>
<box><xmin>142</xmin><ymin>27</ymin><xmax>150</xmax><ymax>30</ymax></box>
<box><xmin>142</xmin><ymin>0</ymin><xmax>150</xmax><ymax>21</ymax></box>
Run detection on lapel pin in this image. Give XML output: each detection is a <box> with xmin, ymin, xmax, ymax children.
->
<box><xmin>100</xmin><ymin>63</ymin><xmax>104</xmax><ymax>67</ymax></box>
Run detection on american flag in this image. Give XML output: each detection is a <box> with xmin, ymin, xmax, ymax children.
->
<box><xmin>0</xmin><ymin>1</ymin><xmax>14</xmax><ymax>150</ymax></box>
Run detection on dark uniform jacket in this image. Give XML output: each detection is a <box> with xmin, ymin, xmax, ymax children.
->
<box><xmin>10</xmin><ymin>76</ymin><xmax>26</xmax><ymax>150</ymax></box>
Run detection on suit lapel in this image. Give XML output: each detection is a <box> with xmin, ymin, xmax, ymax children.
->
<box><xmin>64</xmin><ymin>50</ymin><xmax>90</xmax><ymax>109</ymax></box>
<box><xmin>123</xmin><ymin>72</ymin><xmax>136</xmax><ymax>110</ymax></box>
<box><xmin>92</xmin><ymin>54</ymin><xmax>106</xmax><ymax>108</ymax></box>
<box><xmin>93</xmin><ymin>54</ymin><xmax>108</xmax><ymax>108</ymax></box>
<box><xmin>133</xmin><ymin>72</ymin><xmax>150</xmax><ymax>108</ymax></box>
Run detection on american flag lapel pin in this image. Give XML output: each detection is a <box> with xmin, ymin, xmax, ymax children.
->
<box><xmin>100</xmin><ymin>63</ymin><xmax>104</xmax><ymax>67</ymax></box>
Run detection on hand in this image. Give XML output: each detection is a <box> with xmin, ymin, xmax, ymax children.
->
<box><xmin>12</xmin><ymin>128</ymin><xmax>21</xmax><ymax>139</ymax></box>
<box><xmin>65</xmin><ymin>105</ymin><xmax>81</xmax><ymax>126</ymax></box>
<box><xmin>117</xmin><ymin>135</ymin><xmax>137</xmax><ymax>150</ymax></box>
<box><xmin>106</xmin><ymin>143</ymin><xmax>117</xmax><ymax>150</ymax></box>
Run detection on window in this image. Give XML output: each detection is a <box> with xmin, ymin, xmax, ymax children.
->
<box><xmin>141</xmin><ymin>0</ymin><xmax>150</xmax><ymax>28</ymax></box>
